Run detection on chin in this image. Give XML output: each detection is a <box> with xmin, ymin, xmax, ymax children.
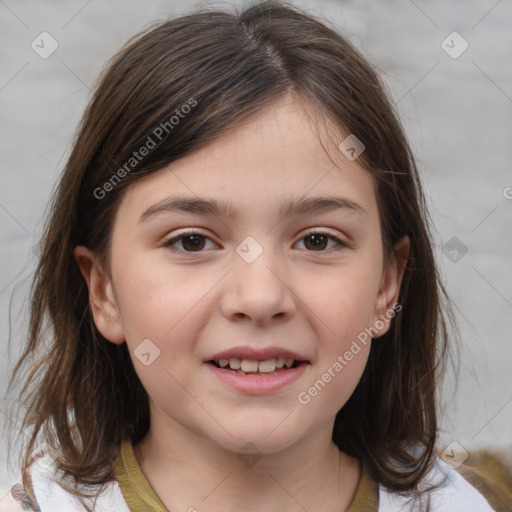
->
<box><xmin>214</xmin><ymin>420</ymin><xmax>304</xmax><ymax>456</ymax></box>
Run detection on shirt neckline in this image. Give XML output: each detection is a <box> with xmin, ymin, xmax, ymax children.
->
<box><xmin>113</xmin><ymin>440</ymin><xmax>379</xmax><ymax>512</ymax></box>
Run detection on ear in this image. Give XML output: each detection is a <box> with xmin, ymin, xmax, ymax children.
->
<box><xmin>371</xmin><ymin>235</ymin><xmax>410</xmax><ymax>339</ymax></box>
<box><xmin>73</xmin><ymin>246</ymin><xmax>125</xmax><ymax>344</ymax></box>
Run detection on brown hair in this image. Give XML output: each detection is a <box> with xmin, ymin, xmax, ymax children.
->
<box><xmin>7</xmin><ymin>0</ymin><xmax>456</xmax><ymax>506</ymax></box>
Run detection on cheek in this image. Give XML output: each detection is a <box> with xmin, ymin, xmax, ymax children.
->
<box><xmin>113</xmin><ymin>260</ymin><xmax>209</xmax><ymax>408</ymax></box>
<box><xmin>292</xmin><ymin>266</ymin><xmax>377</xmax><ymax>411</ymax></box>
<box><xmin>108</xmin><ymin>259</ymin><xmax>205</xmax><ymax>398</ymax></box>
<box><xmin>297</xmin><ymin>263</ymin><xmax>381</xmax><ymax>342</ymax></box>
<box><xmin>114</xmin><ymin>254</ymin><xmax>212</xmax><ymax>340</ymax></box>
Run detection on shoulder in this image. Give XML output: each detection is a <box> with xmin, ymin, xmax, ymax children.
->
<box><xmin>1</xmin><ymin>453</ymin><xmax>130</xmax><ymax>512</ymax></box>
<box><xmin>0</xmin><ymin>476</ymin><xmax>41</xmax><ymax>512</ymax></box>
<box><xmin>378</xmin><ymin>454</ymin><xmax>496</xmax><ymax>511</ymax></box>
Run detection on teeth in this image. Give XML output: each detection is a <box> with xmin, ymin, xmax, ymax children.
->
<box><xmin>216</xmin><ymin>357</ymin><xmax>296</xmax><ymax>372</ymax></box>
<box><xmin>229</xmin><ymin>358</ymin><xmax>241</xmax><ymax>369</ymax></box>
<box><xmin>258</xmin><ymin>359</ymin><xmax>276</xmax><ymax>373</ymax></box>
<box><xmin>240</xmin><ymin>359</ymin><xmax>258</xmax><ymax>372</ymax></box>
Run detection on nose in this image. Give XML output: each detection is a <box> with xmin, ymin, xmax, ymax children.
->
<box><xmin>221</xmin><ymin>242</ymin><xmax>296</xmax><ymax>325</ymax></box>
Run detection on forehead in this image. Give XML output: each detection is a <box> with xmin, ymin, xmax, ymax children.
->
<box><xmin>116</xmin><ymin>96</ymin><xmax>379</xmax><ymax>226</ymax></box>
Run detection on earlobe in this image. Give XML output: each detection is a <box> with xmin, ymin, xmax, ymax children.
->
<box><xmin>372</xmin><ymin>235</ymin><xmax>410</xmax><ymax>338</ymax></box>
<box><xmin>73</xmin><ymin>246</ymin><xmax>125</xmax><ymax>345</ymax></box>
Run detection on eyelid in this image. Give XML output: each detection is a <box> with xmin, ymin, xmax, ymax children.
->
<box><xmin>301</xmin><ymin>227</ymin><xmax>348</xmax><ymax>244</ymax></box>
<box><xmin>162</xmin><ymin>228</ymin><xmax>218</xmax><ymax>248</ymax></box>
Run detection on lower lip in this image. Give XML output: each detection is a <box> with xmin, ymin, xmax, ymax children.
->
<box><xmin>205</xmin><ymin>362</ymin><xmax>309</xmax><ymax>395</ymax></box>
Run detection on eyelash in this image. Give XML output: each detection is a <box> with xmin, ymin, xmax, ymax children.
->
<box><xmin>162</xmin><ymin>229</ymin><xmax>347</xmax><ymax>254</ymax></box>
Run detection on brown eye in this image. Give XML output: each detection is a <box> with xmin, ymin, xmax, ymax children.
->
<box><xmin>298</xmin><ymin>231</ymin><xmax>346</xmax><ymax>252</ymax></box>
<box><xmin>303</xmin><ymin>233</ymin><xmax>328</xmax><ymax>251</ymax></box>
<box><xmin>180</xmin><ymin>234</ymin><xmax>206</xmax><ymax>251</ymax></box>
<box><xmin>164</xmin><ymin>232</ymin><xmax>215</xmax><ymax>252</ymax></box>
<box><xmin>163</xmin><ymin>230</ymin><xmax>346</xmax><ymax>254</ymax></box>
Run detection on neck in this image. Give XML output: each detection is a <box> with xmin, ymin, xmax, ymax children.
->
<box><xmin>133</xmin><ymin>413</ymin><xmax>361</xmax><ymax>512</ymax></box>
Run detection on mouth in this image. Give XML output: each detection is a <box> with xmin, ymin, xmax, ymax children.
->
<box><xmin>208</xmin><ymin>357</ymin><xmax>307</xmax><ymax>376</ymax></box>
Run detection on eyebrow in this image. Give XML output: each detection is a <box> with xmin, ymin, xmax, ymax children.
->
<box><xmin>138</xmin><ymin>195</ymin><xmax>367</xmax><ymax>224</ymax></box>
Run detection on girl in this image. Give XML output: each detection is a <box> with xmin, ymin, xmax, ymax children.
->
<box><xmin>2</xmin><ymin>1</ymin><xmax>497</xmax><ymax>510</ymax></box>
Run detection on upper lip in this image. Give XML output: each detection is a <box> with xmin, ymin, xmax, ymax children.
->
<box><xmin>207</xmin><ymin>346</ymin><xmax>309</xmax><ymax>362</ymax></box>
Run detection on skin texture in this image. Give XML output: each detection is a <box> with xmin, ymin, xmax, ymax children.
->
<box><xmin>75</xmin><ymin>95</ymin><xmax>409</xmax><ymax>512</ymax></box>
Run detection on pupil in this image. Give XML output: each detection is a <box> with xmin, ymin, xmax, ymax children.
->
<box><xmin>305</xmin><ymin>234</ymin><xmax>327</xmax><ymax>251</ymax></box>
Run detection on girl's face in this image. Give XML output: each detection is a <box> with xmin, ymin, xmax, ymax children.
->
<box><xmin>76</xmin><ymin>96</ymin><xmax>408</xmax><ymax>455</ymax></box>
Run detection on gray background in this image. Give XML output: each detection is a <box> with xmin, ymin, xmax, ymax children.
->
<box><xmin>1</xmin><ymin>0</ymin><xmax>511</xmax><ymax>494</ymax></box>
